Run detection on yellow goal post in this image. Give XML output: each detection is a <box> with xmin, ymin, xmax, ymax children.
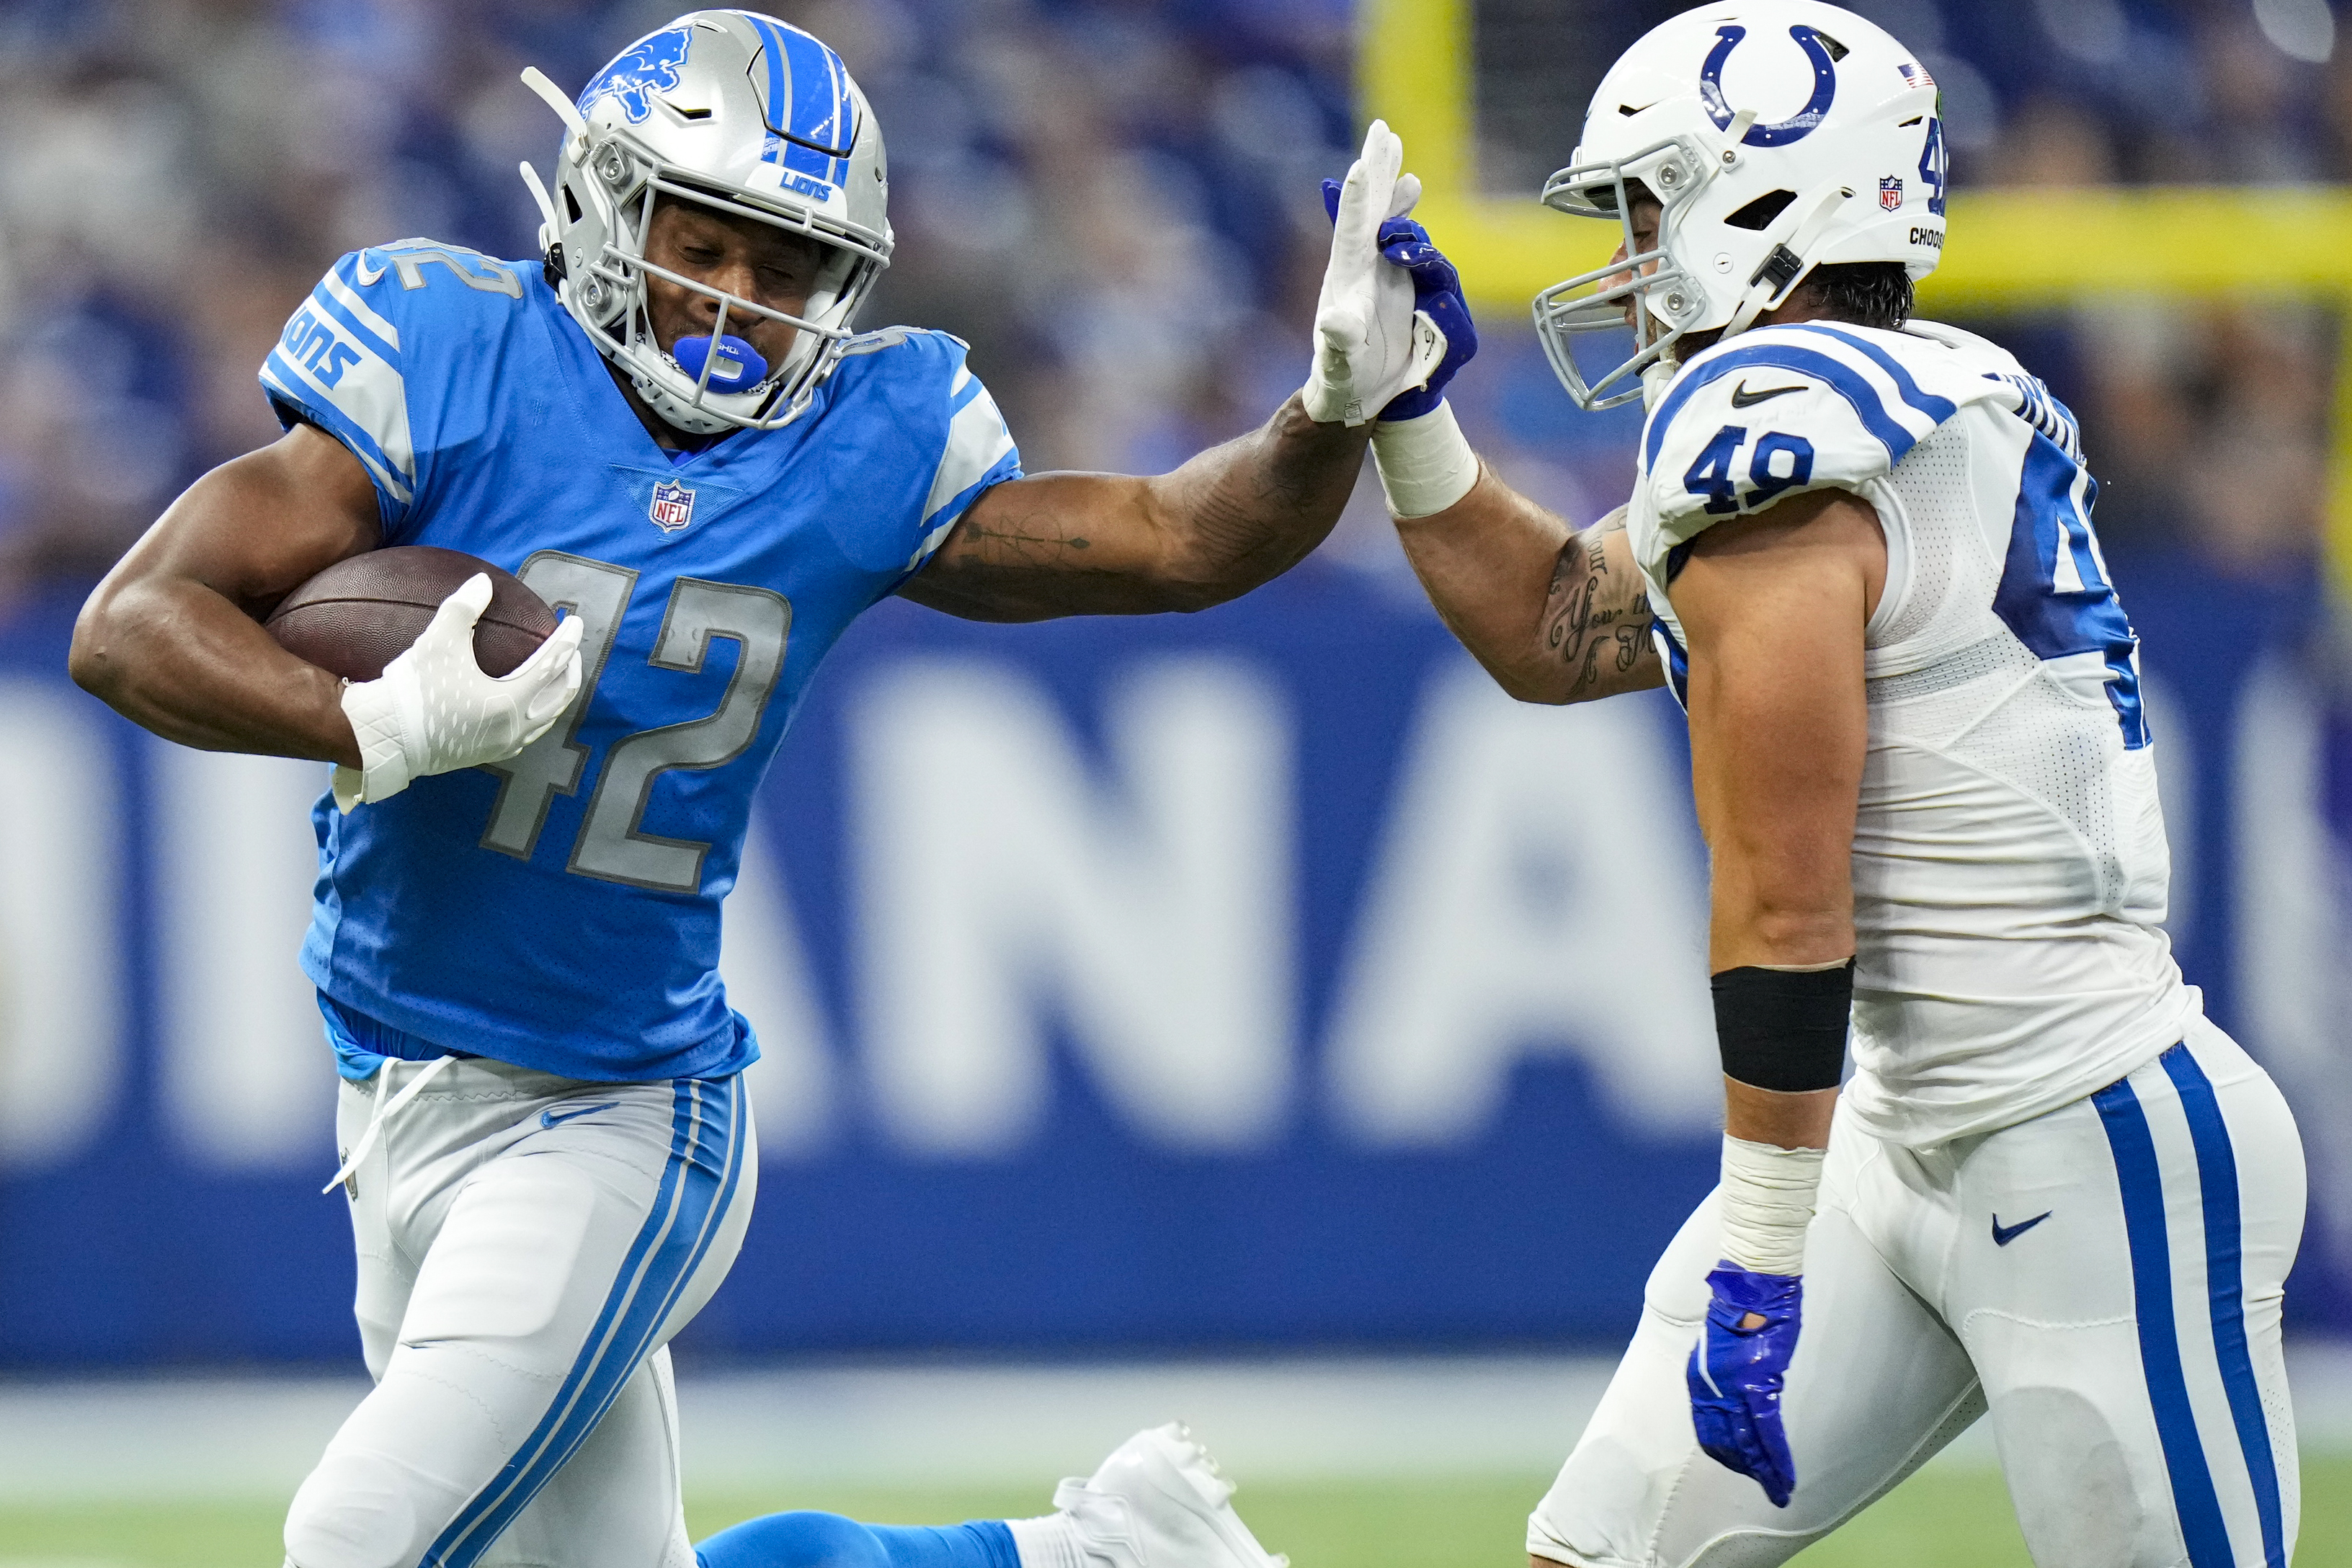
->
<box><xmin>1362</xmin><ymin>0</ymin><xmax>2352</xmax><ymax>602</ymax></box>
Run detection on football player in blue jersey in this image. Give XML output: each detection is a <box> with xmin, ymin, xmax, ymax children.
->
<box><xmin>66</xmin><ymin>12</ymin><xmax>1474</xmax><ymax>1568</ymax></box>
<box><xmin>1360</xmin><ymin>4</ymin><xmax>2306</xmax><ymax>1566</ymax></box>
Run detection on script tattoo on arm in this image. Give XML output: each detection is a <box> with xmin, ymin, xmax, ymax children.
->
<box><xmin>1538</xmin><ymin>507</ymin><xmax>1658</xmax><ymax>700</ymax></box>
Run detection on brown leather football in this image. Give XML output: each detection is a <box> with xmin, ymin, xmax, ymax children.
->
<box><xmin>264</xmin><ymin>546</ymin><xmax>558</xmax><ymax>681</ymax></box>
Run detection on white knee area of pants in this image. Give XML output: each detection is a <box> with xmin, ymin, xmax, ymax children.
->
<box><xmin>288</xmin><ymin>1353</ymin><xmax>540</xmax><ymax>1568</ymax></box>
<box><xmin>1985</xmin><ymin>1371</ymin><xmax>2164</xmax><ymax>1568</ymax></box>
<box><xmin>285</xmin><ymin>1445</ymin><xmax>458</xmax><ymax>1568</ymax></box>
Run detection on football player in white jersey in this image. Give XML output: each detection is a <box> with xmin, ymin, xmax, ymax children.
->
<box><xmin>1355</xmin><ymin>4</ymin><xmax>2307</xmax><ymax>1564</ymax></box>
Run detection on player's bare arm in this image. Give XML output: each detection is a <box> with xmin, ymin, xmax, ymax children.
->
<box><xmin>1384</xmin><ymin>185</ymin><xmax>1658</xmax><ymax>705</ymax></box>
<box><xmin>1670</xmin><ymin>487</ymin><xmax>1884</xmax><ymax>1153</ymax></box>
<box><xmin>1391</xmin><ymin>486</ymin><xmax>1660</xmax><ymax>703</ymax></box>
<box><xmin>68</xmin><ymin>424</ymin><xmax>381</xmax><ymax>765</ymax></box>
<box><xmin>896</xmin><ymin>397</ymin><xmax>1370</xmax><ymax>621</ymax></box>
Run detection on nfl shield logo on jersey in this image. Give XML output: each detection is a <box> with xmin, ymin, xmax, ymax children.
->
<box><xmin>1879</xmin><ymin>176</ymin><xmax>1904</xmax><ymax>212</ymax></box>
<box><xmin>649</xmin><ymin>480</ymin><xmax>696</xmax><ymax>533</ymax></box>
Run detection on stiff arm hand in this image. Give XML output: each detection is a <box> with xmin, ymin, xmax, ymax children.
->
<box><xmin>1301</xmin><ymin>120</ymin><xmax>1447</xmax><ymax>426</ymax></box>
<box><xmin>334</xmin><ymin>574</ymin><xmax>584</xmax><ymax>810</ymax></box>
<box><xmin>1317</xmin><ymin>182</ymin><xmax>1478</xmax><ymax>424</ymax></box>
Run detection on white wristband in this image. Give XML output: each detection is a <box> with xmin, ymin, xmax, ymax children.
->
<box><xmin>1717</xmin><ymin>1134</ymin><xmax>1825</xmax><ymax>1276</ymax></box>
<box><xmin>334</xmin><ymin>674</ymin><xmax>418</xmax><ymax>812</ymax></box>
<box><xmin>1369</xmin><ymin>401</ymin><xmax>1479</xmax><ymax>520</ymax></box>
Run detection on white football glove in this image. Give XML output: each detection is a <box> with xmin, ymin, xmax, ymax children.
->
<box><xmin>333</xmin><ymin>573</ymin><xmax>585</xmax><ymax>813</ymax></box>
<box><xmin>1301</xmin><ymin>119</ymin><xmax>1448</xmax><ymax>427</ymax></box>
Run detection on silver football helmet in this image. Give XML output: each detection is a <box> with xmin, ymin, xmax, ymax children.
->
<box><xmin>1533</xmin><ymin>1</ymin><xmax>1943</xmax><ymax>409</ymax></box>
<box><xmin>520</xmin><ymin>10</ymin><xmax>893</xmax><ymax>433</ymax></box>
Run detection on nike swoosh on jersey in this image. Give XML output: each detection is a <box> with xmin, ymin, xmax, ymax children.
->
<box><xmin>1729</xmin><ymin>380</ymin><xmax>1808</xmax><ymax>408</ymax></box>
<box><xmin>540</xmin><ymin>1102</ymin><xmax>620</xmax><ymax>1130</ymax></box>
<box><xmin>352</xmin><ymin>251</ymin><xmax>388</xmax><ymax>285</ymax></box>
<box><xmin>1991</xmin><ymin>1210</ymin><xmax>2054</xmax><ymax>1247</ymax></box>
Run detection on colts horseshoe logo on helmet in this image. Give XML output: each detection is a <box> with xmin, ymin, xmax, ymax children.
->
<box><xmin>1698</xmin><ymin>24</ymin><xmax>1841</xmax><ymax>146</ymax></box>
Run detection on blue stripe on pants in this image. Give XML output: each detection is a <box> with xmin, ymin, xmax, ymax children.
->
<box><xmin>422</xmin><ymin>1076</ymin><xmax>748</xmax><ymax>1568</ymax></box>
<box><xmin>2161</xmin><ymin>1045</ymin><xmax>2289</xmax><ymax>1568</ymax></box>
<box><xmin>2093</xmin><ymin>1068</ymin><xmax>2235</xmax><ymax>1567</ymax></box>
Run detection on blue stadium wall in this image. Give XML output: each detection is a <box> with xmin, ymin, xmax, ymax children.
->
<box><xmin>0</xmin><ymin>551</ymin><xmax>2346</xmax><ymax>1366</ymax></box>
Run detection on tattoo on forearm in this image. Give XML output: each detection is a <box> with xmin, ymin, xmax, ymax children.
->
<box><xmin>1538</xmin><ymin>514</ymin><xmax>1653</xmax><ymax>695</ymax></box>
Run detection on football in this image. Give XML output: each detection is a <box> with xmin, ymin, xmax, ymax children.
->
<box><xmin>264</xmin><ymin>545</ymin><xmax>558</xmax><ymax>681</ymax></box>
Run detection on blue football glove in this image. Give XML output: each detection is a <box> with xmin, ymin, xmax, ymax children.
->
<box><xmin>1320</xmin><ymin>178</ymin><xmax>1477</xmax><ymax>421</ymax></box>
<box><xmin>1686</xmin><ymin>1263</ymin><xmax>1802</xmax><ymax>1507</ymax></box>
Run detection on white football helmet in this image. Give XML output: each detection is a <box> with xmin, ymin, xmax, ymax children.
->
<box><xmin>520</xmin><ymin>10</ymin><xmax>893</xmax><ymax>433</ymax></box>
<box><xmin>1533</xmin><ymin>1</ymin><xmax>1944</xmax><ymax>409</ymax></box>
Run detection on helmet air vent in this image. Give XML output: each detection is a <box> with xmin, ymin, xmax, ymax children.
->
<box><xmin>1814</xmin><ymin>32</ymin><xmax>1850</xmax><ymax>61</ymax></box>
<box><xmin>1724</xmin><ymin>190</ymin><xmax>1798</xmax><ymax>231</ymax></box>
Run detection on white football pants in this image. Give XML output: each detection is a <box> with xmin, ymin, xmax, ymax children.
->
<box><xmin>285</xmin><ymin>1056</ymin><xmax>756</xmax><ymax>1568</ymax></box>
<box><xmin>1529</xmin><ymin>1015</ymin><xmax>2304</xmax><ymax>1568</ymax></box>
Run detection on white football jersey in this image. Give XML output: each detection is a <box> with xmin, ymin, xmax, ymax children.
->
<box><xmin>1628</xmin><ymin>318</ymin><xmax>2197</xmax><ymax>1147</ymax></box>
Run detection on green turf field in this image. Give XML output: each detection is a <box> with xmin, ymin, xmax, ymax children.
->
<box><xmin>3</xmin><ymin>1456</ymin><xmax>2347</xmax><ymax>1568</ymax></box>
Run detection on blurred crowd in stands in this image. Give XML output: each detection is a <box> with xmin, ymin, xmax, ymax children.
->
<box><xmin>0</xmin><ymin>0</ymin><xmax>2343</xmax><ymax>613</ymax></box>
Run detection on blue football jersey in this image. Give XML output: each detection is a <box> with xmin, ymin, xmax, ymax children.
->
<box><xmin>262</xmin><ymin>239</ymin><xmax>1021</xmax><ymax>1081</ymax></box>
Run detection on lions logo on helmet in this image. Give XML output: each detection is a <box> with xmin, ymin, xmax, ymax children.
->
<box><xmin>1531</xmin><ymin>0</ymin><xmax>1943</xmax><ymax>409</ymax></box>
<box><xmin>579</xmin><ymin>24</ymin><xmax>692</xmax><ymax>125</ymax></box>
<box><xmin>518</xmin><ymin>10</ymin><xmax>894</xmax><ymax>435</ymax></box>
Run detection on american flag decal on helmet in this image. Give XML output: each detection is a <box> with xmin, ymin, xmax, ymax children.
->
<box><xmin>1879</xmin><ymin>175</ymin><xmax>1905</xmax><ymax>211</ymax></box>
<box><xmin>649</xmin><ymin>479</ymin><xmax>696</xmax><ymax>533</ymax></box>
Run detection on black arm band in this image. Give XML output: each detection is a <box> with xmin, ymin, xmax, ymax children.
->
<box><xmin>1711</xmin><ymin>961</ymin><xmax>1854</xmax><ymax>1092</ymax></box>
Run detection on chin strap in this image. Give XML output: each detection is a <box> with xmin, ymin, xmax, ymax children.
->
<box><xmin>1720</xmin><ymin>182</ymin><xmax>1855</xmax><ymax>341</ymax></box>
<box><xmin>1640</xmin><ymin>357</ymin><xmax>1680</xmax><ymax>410</ymax></box>
<box><xmin>633</xmin><ymin>370</ymin><xmax>741</xmax><ymax>436</ymax></box>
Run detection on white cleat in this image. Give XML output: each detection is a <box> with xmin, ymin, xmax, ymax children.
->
<box><xmin>1051</xmin><ymin>1423</ymin><xmax>1288</xmax><ymax>1568</ymax></box>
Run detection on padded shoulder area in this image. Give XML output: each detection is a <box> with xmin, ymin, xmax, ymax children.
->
<box><xmin>1637</xmin><ymin>321</ymin><xmax>2008</xmax><ymax>545</ymax></box>
<box><xmin>332</xmin><ymin>239</ymin><xmax>533</xmax><ymax>344</ymax></box>
<box><xmin>814</xmin><ymin>325</ymin><xmax>1021</xmax><ymax>577</ymax></box>
<box><xmin>828</xmin><ymin>324</ymin><xmax>972</xmax><ymax>392</ymax></box>
<box><xmin>260</xmin><ymin>240</ymin><xmax>534</xmax><ymax>525</ymax></box>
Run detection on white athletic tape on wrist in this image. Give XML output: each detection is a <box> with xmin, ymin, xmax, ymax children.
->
<box><xmin>1370</xmin><ymin>401</ymin><xmax>1479</xmax><ymax>519</ymax></box>
<box><xmin>335</xmin><ymin>675</ymin><xmax>417</xmax><ymax>811</ymax></box>
<box><xmin>1718</xmin><ymin>1133</ymin><xmax>1825</xmax><ymax>1276</ymax></box>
